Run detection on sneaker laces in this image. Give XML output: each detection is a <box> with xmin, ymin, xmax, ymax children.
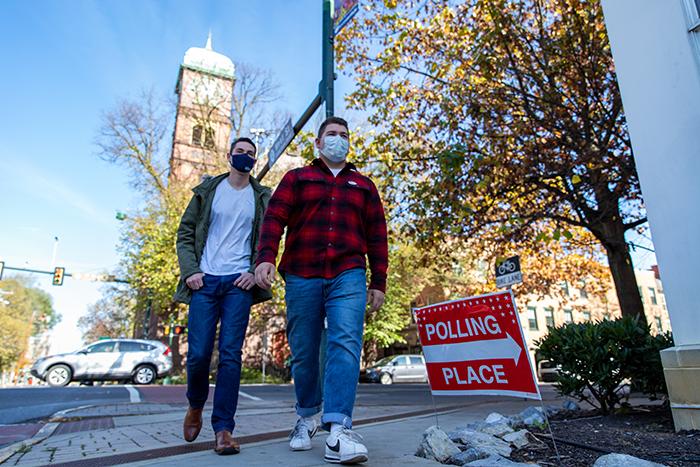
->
<box><xmin>338</xmin><ymin>428</ymin><xmax>364</xmax><ymax>444</ymax></box>
<box><xmin>289</xmin><ymin>419</ymin><xmax>311</xmax><ymax>440</ymax></box>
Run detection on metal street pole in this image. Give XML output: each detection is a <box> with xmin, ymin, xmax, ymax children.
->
<box><xmin>256</xmin><ymin>0</ymin><xmax>333</xmax><ymax>182</ymax></box>
<box><xmin>322</xmin><ymin>0</ymin><xmax>334</xmax><ymax>117</ymax></box>
<box><xmin>164</xmin><ymin>316</ymin><xmax>174</xmax><ymax>385</ymax></box>
<box><xmin>262</xmin><ymin>327</ymin><xmax>267</xmax><ymax>384</ymax></box>
<box><xmin>51</xmin><ymin>236</ymin><xmax>59</xmax><ymax>268</ymax></box>
<box><xmin>143</xmin><ymin>289</ymin><xmax>153</xmax><ymax>339</ymax></box>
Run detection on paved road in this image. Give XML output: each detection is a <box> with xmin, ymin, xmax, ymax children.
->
<box><xmin>0</xmin><ymin>386</ymin><xmax>133</xmax><ymax>424</ymax></box>
<box><xmin>1</xmin><ymin>383</ymin><xmax>552</xmax><ymax>425</ymax></box>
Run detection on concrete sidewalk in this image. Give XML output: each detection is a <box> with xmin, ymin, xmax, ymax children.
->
<box><xmin>0</xmin><ymin>385</ymin><xmax>597</xmax><ymax>466</ymax></box>
<box><xmin>126</xmin><ymin>401</ymin><xmax>545</xmax><ymax>467</ymax></box>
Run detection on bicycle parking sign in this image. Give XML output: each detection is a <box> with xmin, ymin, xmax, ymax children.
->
<box><xmin>495</xmin><ymin>256</ymin><xmax>522</xmax><ymax>289</ymax></box>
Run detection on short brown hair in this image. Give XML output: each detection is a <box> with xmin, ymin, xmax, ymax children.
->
<box><xmin>230</xmin><ymin>137</ymin><xmax>257</xmax><ymax>155</ymax></box>
<box><xmin>318</xmin><ymin>116</ymin><xmax>349</xmax><ymax>138</ymax></box>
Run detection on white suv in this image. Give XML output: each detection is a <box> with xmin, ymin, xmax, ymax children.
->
<box><xmin>31</xmin><ymin>339</ymin><xmax>173</xmax><ymax>387</ymax></box>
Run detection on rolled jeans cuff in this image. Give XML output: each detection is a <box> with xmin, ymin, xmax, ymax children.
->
<box><xmin>321</xmin><ymin>412</ymin><xmax>352</xmax><ymax>431</ymax></box>
<box><xmin>212</xmin><ymin>421</ymin><xmax>235</xmax><ymax>434</ymax></box>
<box><xmin>296</xmin><ymin>403</ymin><xmax>322</xmax><ymax>418</ymax></box>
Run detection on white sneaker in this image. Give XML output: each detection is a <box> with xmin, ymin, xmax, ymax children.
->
<box><xmin>324</xmin><ymin>428</ymin><xmax>368</xmax><ymax>464</ymax></box>
<box><xmin>289</xmin><ymin>417</ymin><xmax>318</xmax><ymax>451</ymax></box>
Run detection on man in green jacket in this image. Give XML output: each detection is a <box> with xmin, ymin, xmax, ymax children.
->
<box><xmin>175</xmin><ymin>137</ymin><xmax>271</xmax><ymax>455</ymax></box>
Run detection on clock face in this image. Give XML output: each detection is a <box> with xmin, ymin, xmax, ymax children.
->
<box><xmin>191</xmin><ymin>76</ymin><xmax>223</xmax><ymax>104</ymax></box>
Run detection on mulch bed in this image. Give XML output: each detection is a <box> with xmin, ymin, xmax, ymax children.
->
<box><xmin>510</xmin><ymin>405</ymin><xmax>700</xmax><ymax>466</ymax></box>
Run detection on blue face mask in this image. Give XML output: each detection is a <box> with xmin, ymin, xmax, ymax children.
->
<box><xmin>229</xmin><ymin>153</ymin><xmax>255</xmax><ymax>173</ymax></box>
<box><xmin>321</xmin><ymin>135</ymin><xmax>349</xmax><ymax>162</ymax></box>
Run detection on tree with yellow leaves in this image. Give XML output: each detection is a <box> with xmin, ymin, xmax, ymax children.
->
<box><xmin>337</xmin><ymin>0</ymin><xmax>647</xmax><ymax>323</ymax></box>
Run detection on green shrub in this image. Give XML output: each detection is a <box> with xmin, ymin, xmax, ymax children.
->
<box><xmin>239</xmin><ymin>367</ymin><xmax>286</xmax><ymax>385</ymax></box>
<box><xmin>536</xmin><ymin>316</ymin><xmax>673</xmax><ymax>414</ymax></box>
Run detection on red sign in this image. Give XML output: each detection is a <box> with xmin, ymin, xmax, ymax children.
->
<box><xmin>414</xmin><ymin>290</ymin><xmax>541</xmax><ymax>399</ymax></box>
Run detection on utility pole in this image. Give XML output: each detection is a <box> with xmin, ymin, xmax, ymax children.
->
<box><xmin>51</xmin><ymin>236</ymin><xmax>59</xmax><ymax>268</ymax></box>
<box><xmin>322</xmin><ymin>0</ymin><xmax>334</xmax><ymax>117</ymax></box>
<box><xmin>142</xmin><ymin>289</ymin><xmax>153</xmax><ymax>339</ymax></box>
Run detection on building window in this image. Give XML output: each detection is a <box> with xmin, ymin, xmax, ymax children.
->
<box><xmin>560</xmin><ymin>282</ymin><xmax>569</xmax><ymax>296</ymax></box>
<box><xmin>579</xmin><ymin>287</ymin><xmax>588</xmax><ymax>299</ymax></box>
<box><xmin>648</xmin><ymin>287</ymin><xmax>658</xmax><ymax>305</ymax></box>
<box><xmin>655</xmin><ymin>317</ymin><xmax>663</xmax><ymax>332</ymax></box>
<box><xmin>563</xmin><ymin>309</ymin><xmax>573</xmax><ymax>324</ymax></box>
<box><xmin>544</xmin><ymin>307</ymin><xmax>555</xmax><ymax>328</ymax></box>
<box><xmin>527</xmin><ymin>307</ymin><xmax>539</xmax><ymax>331</ymax></box>
<box><xmin>582</xmin><ymin>310</ymin><xmax>591</xmax><ymax>321</ymax></box>
<box><xmin>638</xmin><ymin>286</ymin><xmax>644</xmax><ymax>299</ymax></box>
<box><xmin>192</xmin><ymin>124</ymin><xmax>215</xmax><ymax>149</ymax></box>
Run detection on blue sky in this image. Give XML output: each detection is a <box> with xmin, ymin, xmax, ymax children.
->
<box><xmin>0</xmin><ymin>1</ymin><xmax>656</xmax><ymax>356</ymax></box>
<box><xmin>0</xmin><ymin>0</ymin><xmax>358</xmax><ymax>354</ymax></box>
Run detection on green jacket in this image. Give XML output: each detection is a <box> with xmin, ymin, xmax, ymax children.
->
<box><xmin>174</xmin><ymin>173</ymin><xmax>272</xmax><ymax>305</ymax></box>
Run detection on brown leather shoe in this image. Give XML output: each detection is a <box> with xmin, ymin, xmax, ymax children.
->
<box><xmin>183</xmin><ymin>407</ymin><xmax>203</xmax><ymax>442</ymax></box>
<box><xmin>214</xmin><ymin>430</ymin><xmax>240</xmax><ymax>455</ymax></box>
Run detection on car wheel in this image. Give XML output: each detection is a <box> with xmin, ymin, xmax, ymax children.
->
<box><xmin>380</xmin><ymin>373</ymin><xmax>393</xmax><ymax>385</ymax></box>
<box><xmin>47</xmin><ymin>364</ymin><xmax>72</xmax><ymax>387</ymax></box>
<box><xmin>132</xmin><ymin>364</ymin><xmax>157</xmax><ymax>385</ymax></box>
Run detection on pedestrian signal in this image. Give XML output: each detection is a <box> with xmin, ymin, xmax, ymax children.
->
<box><xmin>52</xmin><ymin>267</ymin><xmax>65</xmax><ymax>286</ymax></box>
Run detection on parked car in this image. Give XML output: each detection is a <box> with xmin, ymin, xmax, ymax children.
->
<box><xmin>31</xmin><ymin>339</ymin><xmax>172</xmax><ymax>387</ymax></box>
<box><xmin>537</xmin><ymin>359</ymin><xmax>561</xmax><ymax>382</ymax></box>
<box><xmin>361</xmin><ymin>354</ymin><xmax>428</xmax><ymax>385</ymax></box>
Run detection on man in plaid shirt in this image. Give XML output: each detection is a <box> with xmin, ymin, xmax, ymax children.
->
<box><xmin>255</xmin><ymin>116</ymin><xmax>388</xmax><ymax>464</ymax></box>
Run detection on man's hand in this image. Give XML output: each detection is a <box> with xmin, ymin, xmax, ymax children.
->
<box><xmin>234</xmin><ymin>272</ymin><xmax>256</xmax><ymax>290</ymax></box>
<box><xmin>255</xmin><ymin>262</ymin><xmax>276</xmax><ymax>289</ymax></box>
<box><xmin>185</xmin><ymin>272</ymin><xmax>205</xmax><ymax>290</ymax></box>
<box><xmin>367</xmin><ymin>289</ymin><xmax>385</xmax><ymax>313</ymax></box>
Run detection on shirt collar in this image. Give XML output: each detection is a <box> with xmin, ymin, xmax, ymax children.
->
<box><xmin>312</xmin><ymin>158</ymin><xmax>357</xmax><ymax>175</ymax></box>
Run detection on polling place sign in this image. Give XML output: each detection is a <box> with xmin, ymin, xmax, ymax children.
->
<box><xmin>414</xmin><ymin>290</ymin><xmax>541</xmax><ymax>399</ymax></box>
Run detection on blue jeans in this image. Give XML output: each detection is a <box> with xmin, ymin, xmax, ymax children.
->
<box><xmin>186</xmin><ymin>273</ymin><xmax>252</xmax><ymax>433</ymax></box>
<box><xmin>285</xmin><ymin>268</ymin><xmax>367</xmax><ymax>430</ymax></box>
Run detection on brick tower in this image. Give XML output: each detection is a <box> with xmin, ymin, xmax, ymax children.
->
<box><xmin>169</xmin><ymin>33</ymin><xmax>235</xmax><ymax>183</ymax></box>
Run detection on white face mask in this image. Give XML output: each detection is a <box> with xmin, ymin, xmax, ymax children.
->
<box><xmin>320</xmin><ymin>135</ymin><xmax>349</xmax><ymax>162</ymax></box>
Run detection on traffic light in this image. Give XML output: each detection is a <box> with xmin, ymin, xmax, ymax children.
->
<box><xmin>173</xmin><ymin>325</ymin><xmax>186</xmax><ymax>335</ymax></box>
<box><xmin>0</xmin><ymin>261</ymin><xmax>4</xmax><ymax>280</ymax></box>
<box><xmin>52</xmin><ymin>267</ymin><xmax>65</xmax><ymax>286</ymax></box>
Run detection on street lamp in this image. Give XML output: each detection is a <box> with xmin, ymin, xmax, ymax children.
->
<box><xmin>250</xmin><ymin>128</ymin><xmax>268</xmax><ymax>149</ymax></box>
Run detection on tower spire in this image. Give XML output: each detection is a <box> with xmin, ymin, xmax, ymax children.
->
<box><xmin>206</xmin><ymin>30</ymin><xmax>212</xmax><ymax>50</ymax></box>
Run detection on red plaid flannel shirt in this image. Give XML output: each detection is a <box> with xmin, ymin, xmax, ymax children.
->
<box><xmin>257</xmin><ymin>159</ymin><xmax>388</xmax><ymax>292</ymax></box>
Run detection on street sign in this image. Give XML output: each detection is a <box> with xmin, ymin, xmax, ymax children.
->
<box><xmin>334</xmin><ymin>0</ymin><xmax>359</xmax><ymax>35</ymax></box>
<box><xmin>267</xmin><ymin>119</ymin><xmax>294</xmax><ymax>169</ymax></box>
<box><xmin>495</xmin><ymin>256</ymin><xmax>522</xmax><ymax>289</ymax></box>
<box><xmin>414</xmin><ymin>290</ymin><xmax>540</xmax><ymax>399</ymax></box>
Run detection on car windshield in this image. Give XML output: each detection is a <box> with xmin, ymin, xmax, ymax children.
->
<box><xmin>373</xmin><ymin>356</ymin><xmax>396</xmax><ymax>367</ymax></box>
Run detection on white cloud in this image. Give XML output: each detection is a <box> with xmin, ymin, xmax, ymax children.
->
<box><xmin>0</xmin><ymin>159</ymin><xmax>113</xmax><ymax>226</ymax></box>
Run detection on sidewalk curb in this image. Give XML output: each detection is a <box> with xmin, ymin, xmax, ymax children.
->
<box><xmin>0</xmin><ymin>404</ymin><xmax>97</xmax><ymax>465</ymax></box>
<box><xmin>43</xmin><ymin>404</ymin><xmax>474</xmax><ymax>467</ymax></box>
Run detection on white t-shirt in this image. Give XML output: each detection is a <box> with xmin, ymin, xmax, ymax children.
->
<box><xmin>330</xmin><ymin>167</ymin><xmax>343</xmax><ymax>177</ymax></box>
<box><xmin>199</xmin><ymin>180</ymin><xmax>255</xmax><ymax>276</ymax></box>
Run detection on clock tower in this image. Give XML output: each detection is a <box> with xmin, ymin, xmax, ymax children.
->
<box><xmin>169</xmin><ymin>34</ymin><xmax>235</xmax><ymax>183</ymax></box>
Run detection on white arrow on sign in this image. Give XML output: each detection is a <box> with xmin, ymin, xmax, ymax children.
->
<box><xmin>422</xmin><ymin>333</ymin><xmax>522</xmax><ymax>365</ymax></box>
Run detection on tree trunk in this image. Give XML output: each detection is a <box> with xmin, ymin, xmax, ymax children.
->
<box><xmin>599</xmin><ymin>221</ymin><xmax>647</xmax><ymax>326</ymax></box>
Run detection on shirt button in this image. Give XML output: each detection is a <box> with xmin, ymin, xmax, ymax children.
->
<box><xmin>328</xmin><ymin>242</ymin><xmax>332</xmax><ymax>247</ymax></box>
<box><xmin>330</xmin><ymin>211</ymin><xmax>334</xmax><ymax>215</ymax></box>
<box><xmin>332</xmin><ymin>196</ymin><xmax>336</xmax><ymax>200</ymax></box>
